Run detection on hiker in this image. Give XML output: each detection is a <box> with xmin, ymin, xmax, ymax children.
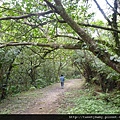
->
<box><xmin>60</xmin><ymin>75</ymin><xmax>65</xmax><ymax>89</ymax></box>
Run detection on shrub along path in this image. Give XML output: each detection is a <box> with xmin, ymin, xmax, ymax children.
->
<box><xmin>0</xmin><ymin>79</ymin><xmax>84</xmax><ymax>114</ymax></box>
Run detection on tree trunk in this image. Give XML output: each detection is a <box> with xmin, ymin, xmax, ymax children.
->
<box><xmin>53</xmin><ymin>0</ymin><xmax>120</xmax><ymax>74</ymax></box>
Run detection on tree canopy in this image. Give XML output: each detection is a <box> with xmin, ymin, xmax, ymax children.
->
<box><xmin>0</xmin><ymin>0</ymin><xmax>120</xmax><ymax>73</ymax></box>
<box><xmin>0</xmin><ymin>0</ymin><xmax>120</xmax><ymax>99</ymax></box>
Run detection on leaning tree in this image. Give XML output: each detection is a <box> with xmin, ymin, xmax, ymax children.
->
<box><xmin>0</xmin><ymin>0</ymin><xmax>120</xmax><ymax>98</ymax></box>
<box><xmin>0</xmin><ymin>0</ymin><xmax>120</xmax><ymax>73</ymax></box>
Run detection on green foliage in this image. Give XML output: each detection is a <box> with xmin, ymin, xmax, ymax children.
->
<box><xmin>0</xmin><ymin>0</ymin><xmax>120</xmax><ymax>100</ymax></box>
<box><xmin>109</xmin><ymin>91</ymin><xmax>120</xmax><ymax>107</ymax></box>
<box><xmin>72</xmin><ymin>50</ymin><xmax>120</xmax><ymax>92</ymax></box>
<box><xmin>9</xmin><ymin>85</ymin><xmax>20</xmax><ymax>94</ymax></box>
<box><xmin>59</xmin><ymin>88</ymin><xmax>120</xmax><ymax>114</ymax></box>
<box><xmin>0</xmin><ymin>43</ymin><xmax>78</xmax><ymax>99</ymax></box>
<box><xmin>110</xmin><ymin>55</ymin><xmax>120</xmax><ymax>63</ymax></box>
<box><xmin>66</xmin><ymin>97</ymin><xmax>119</xmax><ymax>114</ymax></box>
<box><xmin>35</xmin><ymin>79</ymin><xmax>48</xmax><ymax>88</ymax></box>
<box><xmin>29</xmin><ymin>86</ymin><xmax>36</xmax><ymax>91</ymax></box>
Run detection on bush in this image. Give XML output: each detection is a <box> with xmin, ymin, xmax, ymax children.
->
<box><xmin>35</xmin><ymin>79</ymin><xmax>47</xmax><ymax>88</ymax></box>
<box><xmin>29</xmin><ymin>86</ymin><xmax>36</xmax><ymax>91</ymax></box>
<box><xmin>59</xmin><ymin>88</ymin><xmax>120</xmax><ymax>114</ymax></box>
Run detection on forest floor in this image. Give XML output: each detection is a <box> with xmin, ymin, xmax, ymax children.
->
<box><xmin>0</xmin><ymin>79</ymin><xmax>85</xmax><ymax>114</ymax></box>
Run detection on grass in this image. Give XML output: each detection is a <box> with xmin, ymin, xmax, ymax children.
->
<box><xmin>0</xmin><ymin>89</ymin><xmax>43</xmax><ymax>114</ymax></box>
<box><xmin>0</xmin><ymin>80</ymin><xmax>119</xmax><ymax>114</ymax></box>
<box><xmin>58</xmin><ymin>86</ymin><xmax>120</xmax><ymax>114</ymax></box>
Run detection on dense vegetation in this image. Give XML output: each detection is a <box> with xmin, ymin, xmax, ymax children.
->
<box><xmin>58</xmin><ymin>84</ymin><xmax>120</xmax><ymax>114</ymax></box>
<box><xmin>0</xmin><ymin>0</ymin><xmax>120</xmax><ymax>114</ymax></box>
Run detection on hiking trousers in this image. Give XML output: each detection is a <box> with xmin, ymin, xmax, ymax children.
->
<box><xmin>61</xmin><ymin>82</ymin><xmax>64</xmax><ymax>88</ymax></box>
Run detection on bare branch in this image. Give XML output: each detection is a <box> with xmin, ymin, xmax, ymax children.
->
<box><xmin>93</xmin><ymin>0</ymin><xmax>112</xmax><ymax>25</ymax></box>
<box><xmin>78</xmin><ymin>23</ymin><xmax>120</xmax><ymax>33</ymax></box>
<box><xmin>58</xmin><ymin>20</ymin><xmax>120</xmax><ymax>33</ymax></box>
<box><xmin>0</xmin><ymin>42</ymin><xmax>81</xmax><ymax>50</ymax></box>
<box><xmin>44</xmin><ymin>0</ymin><xmax>58</xmax><ymax>12</ymax></box>
<box><xmin>105</xmin><ymin>0</ymin><xmax>120</xmax><ymax>16</ymax></box>
<box><xmin>55</xmin><ymin>34</ymin><xmax>82</xmax><ymax>41</ymax></box>
<box><xmin>19</xmin><ymin>19</ymin><xmax>56</xmax><ymax>27</ymax></box>
<box><xmin>0</xmin><ymin>10</ymin><xmax>54</xmax><ymax>20</ymax></box>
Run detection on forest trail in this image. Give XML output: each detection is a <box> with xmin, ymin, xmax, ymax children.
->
<box><xmin>0</xmin><ymin>79</ymin><xmax>84</xmax><ymax>114</ymax></box>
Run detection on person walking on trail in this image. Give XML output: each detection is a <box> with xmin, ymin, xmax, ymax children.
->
<box><xmin>60</xmin><ymin>75</ymin><xmax>65</xmax><ymax>89</ymax></box>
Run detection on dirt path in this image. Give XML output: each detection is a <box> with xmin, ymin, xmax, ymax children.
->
<box><xmin>0</xmin><ymin>79</ymin><xmax>84</xmax><ymax>114</ymax></box>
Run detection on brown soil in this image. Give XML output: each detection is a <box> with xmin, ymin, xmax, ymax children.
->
<box><xmin>0</xmin><ymin>79</ymin><xmax>84</xmax><ymax>114</ymax></box>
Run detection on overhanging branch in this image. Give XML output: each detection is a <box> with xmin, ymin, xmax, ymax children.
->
<box><xmin>0</xmin><ymin>10</ymin><xmax>54</xmax><ymax>20</ymax></box>
<box><xmin>53</xmin><ymin>0</ymin><xmax>120</xmax><ymax>74</ymax></box>
<box><xmin>78</xmin><ymin>23</ymin><xmax>120</xmax><ymax>33</ymax></box>
<box><xmin>0</xmin><ymin>42</ymin><xmax>81</xmax><ymax>49</ymax></box>
<box><xmin>54</xmin><ymin>34</ymin><xmax>82</xmax><ymax>40</ymax></box>
<box><xmin>58</xmin><ymin>20</ymin><xmax>120</xmax><ymax>33</ymax></box>
<box><xmin>93</xmin><ymin>0</ymin><xmax>112</xmax><ymax>25</ymax></box>
<box><xmin>105</xmin><ymin>0</ymin><xmax>120</xmax><ymax>16</ymax></box>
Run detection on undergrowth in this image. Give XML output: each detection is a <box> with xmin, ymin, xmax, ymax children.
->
<box><xmin>58</xmin><ymin>85</ymin><xmax>120</xmax><ymax>114</ymax></box>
